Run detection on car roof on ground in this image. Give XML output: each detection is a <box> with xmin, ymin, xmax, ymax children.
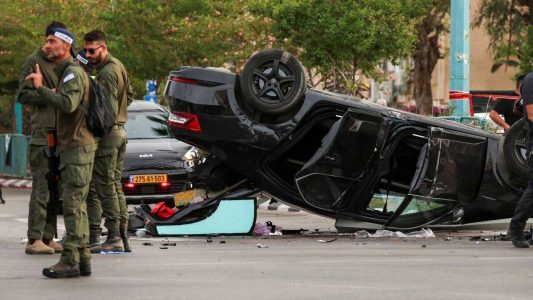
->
<box><xmin>128</xmin><ymin>100</ymin><xmax>169</xmax><ymax>113</ymax></box>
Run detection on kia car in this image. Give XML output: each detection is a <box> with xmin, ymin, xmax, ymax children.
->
<box><xmin>163</xmin><ymin>49</ymin><xmax>528</xmax><ymax>231</ymax></box>
<box><xmin>122</xmin><ymin>101</ymin><xmax>203</xmax><ymax>204</ymax></box>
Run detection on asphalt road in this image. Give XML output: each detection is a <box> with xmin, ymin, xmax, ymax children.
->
<box><xmin>1</xmin><ymin>187</ymin><xmax>533</xmax><ymax>300</ymax></box>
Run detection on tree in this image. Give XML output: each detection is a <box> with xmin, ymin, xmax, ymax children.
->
<box><xmin>474</xmin><ymin>0</ymin><xmax>533</xmax><ymax>76</ymax></box>
<box><xmin>410</xmin><ymin>0</ymin><xmax>449</xmax><ymax>115</ymax></box>
<box><xmin>249</xmin><ymin>0</ymin><xmax>433</xmax><ymax>97</ymax></box>
<box><xmin>0</xmin><ymin>0</ymin><xmax>272</xmax><ymax>123</ymax></box>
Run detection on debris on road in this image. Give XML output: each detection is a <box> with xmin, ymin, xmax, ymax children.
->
<box><xmin>354</xmin><ymin>228</ymin><xmax>435</xmax><ymax>238</ymax></box>
<box><xmin>256</xmin><ymin>243</ymin><xmax>269</xmax><ymax>248</ymax></box>
<box><xmin>253</xmin><ymin>221</ymin><xmax>282</xmax><ymax>236</ymax></box>
<box><xmin>317</xmin><ymin>238</ymin><xmax>338</xmax><ymax>243</ymax></box>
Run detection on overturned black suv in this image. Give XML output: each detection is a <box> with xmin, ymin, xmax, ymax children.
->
<box><xmin>164</xmin><ymin>49</ymin><xmax>528</xmax><ymax>231</ymax></box>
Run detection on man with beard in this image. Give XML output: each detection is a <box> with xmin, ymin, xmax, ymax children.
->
<box><xmin>83</xmin><ymin>30</ymin><xmax>134</xmax><ymax>253</ymax></box>
<box><xmin>17</xmin><ymin>21</ymin><xmax>66</xmax><ymax>255</ymax></box>
<box><xmin>25</xmin><ymin>28</ymin><xmax>96</xmax><ymax>278</ymax></box>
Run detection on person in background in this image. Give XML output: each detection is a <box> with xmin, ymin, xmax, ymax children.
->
<box><xmin>489</xmin><ymin>75</ymin><xmax>525</xmax><ymax>132</ymax></box>
<box><xmin>508</xmin><ymin>71</ymin><xmax>533</xmax><ymax>248</ymax></box>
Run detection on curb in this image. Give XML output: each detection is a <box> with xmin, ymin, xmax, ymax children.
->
<box><xmin>0</xmin><ymin>178</ymin><xmax>32</xmax><ymax>189</ymax></box>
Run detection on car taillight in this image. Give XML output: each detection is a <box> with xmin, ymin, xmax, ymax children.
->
<box><xmin>124</xmin><ymin>182</ymin><xmax>135</xmax><ymax>189</ymax></box>
<box><xmin>170</xmin><ymin>76</ymin><xmax>198</xmax><ymax>85</ymax></box>
<box><xmin>168</xmin><ymin>112</ymin><xmax>202</xmax><ymax>133</ymax></box>
<box><xmin>160</xmin><ymin>182</ymin><xmax>171</xmax><ymax>189</ymax></box>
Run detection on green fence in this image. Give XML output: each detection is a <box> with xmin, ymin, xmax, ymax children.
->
<box><xmin>0</xmin><ymin>134</ymin><xmax>30</xmax><ymax>178</ymax></box>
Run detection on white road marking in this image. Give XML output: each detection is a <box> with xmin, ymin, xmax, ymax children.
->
<box><xmin>477</xmin><ymin>256</ymin><xmax>533</xmax><ymax>260</ymax></box>
<box><xmin>158</xmin><ymin>258</ymin><xmax>434</xmax><ymax>267</ymax></box>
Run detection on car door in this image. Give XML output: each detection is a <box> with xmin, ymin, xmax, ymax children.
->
<box><xmin>384</xmin><ymin>126</ymin><xmax>487</xmax><ymax>230</ymax></box>
<box><xmin>294</xmin><ymin>108</ymin><xmax>391</xmax><ymax>211</ymax></box>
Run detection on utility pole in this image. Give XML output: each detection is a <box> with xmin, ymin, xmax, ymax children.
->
<box><xmin>450</xmin><ymin>0</ymin><xmax>470</xmax><ymax>117</ymax></box>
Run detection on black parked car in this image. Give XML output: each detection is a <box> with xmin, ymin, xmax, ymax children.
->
<box><xmin>164</xmin><ymin>49</ymin><xmax>528</xmax><ymax>231</ymax></box>
<box><xmin>122</xmin><ymin>101</ymin><xmax>203</xmax><ymax>204</ymax></box>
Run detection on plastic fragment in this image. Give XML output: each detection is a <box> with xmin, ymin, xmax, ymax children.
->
<box><xmin>317</xmin><ymin>238</ymin><xmax>338</xmax><ymax>243</ymax></box>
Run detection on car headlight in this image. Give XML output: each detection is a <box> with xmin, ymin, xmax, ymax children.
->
<box><xmin>183</xmin><ymin>148</ymin><xmax>200</xmax><ymax>161</ymax></box>
<box><xmin>182</xmin><ymin>148</ymin><xmax>206</xmax><ymax>168</ymax></box>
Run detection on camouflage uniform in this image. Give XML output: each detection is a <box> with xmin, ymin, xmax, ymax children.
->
<box><xmin>87</xmin><ymin>54</ymin><xmax>133</xmax><ymax>249</ymax></box>
<box><xmin>38</xmin><ymin>60</ymin><xmax>96</xmax><ymax>266</ymax></box>
<box><xmin>17</xmin><ymin>48</ymin><xmax>59</xmax><ymax>242</ymax></box>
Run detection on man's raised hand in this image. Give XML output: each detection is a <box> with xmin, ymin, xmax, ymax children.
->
<box><xmin>24</xmin><ymin>63</ymin><xmax>43</xmax><ymax>89</ymax></box>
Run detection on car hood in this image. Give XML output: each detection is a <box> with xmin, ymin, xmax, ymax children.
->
<box><xmin>125</xmin><ymin>138</ymin><xmax>194</xmax><ymax>160</ymax></box>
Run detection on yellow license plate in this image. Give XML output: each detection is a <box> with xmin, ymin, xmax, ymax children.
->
<box><xmin>130</xmin><ymin>174</ymin><xmax>167</xmax><ymax>184</ymax></box>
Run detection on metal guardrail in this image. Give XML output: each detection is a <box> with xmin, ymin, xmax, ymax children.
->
<box><xmin>0</xmin><ymin>134</ymin><xmax>30</xmax><ymax>178</ymax></box>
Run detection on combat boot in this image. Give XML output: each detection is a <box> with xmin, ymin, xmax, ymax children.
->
<box><xmin>25</xmin><ymin>240</ymin><xmax>55</xmax><ymax>255</ymax></box>
<box><xmin>120</xmin><ymin>220</ymin><xmax>132</xmax><ymax>253</ymax></box>
<box><xmin>44</xmin><ymin>239</ymin><xmax>63</xmax><ymax>253</ymax></box>
<box><xmin>80</xmin><ymin>259</ymin><xmax>91</xmax><ymax>277</ymax></box>
<box><xmin>42</xmin><ymin>262</ymin><xmax>80</xmax><ymax>278</ymax></box>
<box><xmin>90</xmin><ymin>231</ymin><xmax>124</xmax><ymax>253</ymax></box>
<box><xmin>89</xmin><ymin>234</ymin><xmax>100</xmax><ymax>248</ymax></box>
<box><xmin>510</xmin><ymin>229</ymin><xmax>529</xmax><ymax>248</ymax></box>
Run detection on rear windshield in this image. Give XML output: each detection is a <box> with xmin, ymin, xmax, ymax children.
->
<box><xmin>125</xmin><ymin>112</ymin><xmax>170</xmax><ymax>139</ymax></box>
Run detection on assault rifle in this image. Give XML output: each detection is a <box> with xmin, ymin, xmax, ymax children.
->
<box><xmin>45</xmin><ymin>129</ymin><xmax>60</xmax><ymax>237</ymax></box>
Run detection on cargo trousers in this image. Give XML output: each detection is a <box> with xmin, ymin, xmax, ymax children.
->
<box><xmin>87</xmin><ymin>127</ymin><xmax>128</xmax><ymax>237</ymax></box>
<box><xmin>27</xmin><ymin>137</ymin><xmax>57</xmax><ymax>240</ymax></box>
<box><xmin>59</xmin><ymin>143</ymin><xmax>96</xmax><ymax>266</ymax></box>
<box><xmin>510</xmin><ymin>154</ymin><xmax>533</xmax><ymax>235</ymax></box>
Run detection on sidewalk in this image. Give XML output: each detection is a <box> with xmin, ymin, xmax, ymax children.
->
<box><xmin>0</xmin><ymin>177</ymin><xmax>32</xmax><ymax>189</ymax></box>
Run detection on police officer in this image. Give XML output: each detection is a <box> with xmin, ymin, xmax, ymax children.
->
<box><xmin>17</xmin><ymin>21</ymin><xmax>66</xmax><ymax>255</ymax></box>
<box><xmin>83</xmin><ymin>30</ymin><xmax>134</xmax><ymax>253</ymax></box>
<box><xmin>509</xmin><ymin>71</ymin><xmax>533</xmax><ymax>248</ymax></box>
<box><xmin>25</xmin><ymin>28</ymin><xmax>96</xmax><ymax>278</ymax></box>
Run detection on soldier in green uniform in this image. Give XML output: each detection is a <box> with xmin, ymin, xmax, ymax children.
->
<box><xmin>17</xmin><ymin>21</ymin><xmax>66</xmax><ymax>255</ymax></box>
<box><xmin>83</xmin><ymin>30</ymin><xmax>134</xmax><ymax>253</ymax></box>
<box><xmin>25</xmin><ymin>28</ymin><xmax>96</xmax><ymax>278</ymax></box>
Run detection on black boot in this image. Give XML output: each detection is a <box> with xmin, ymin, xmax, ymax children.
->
<box><xmin>80</xmin><ymin>259</ymin><xmax>91</xmax><ymax>277</ymax></box>
<box><xmin>120</xmin><ymin>220</ymin><xmax>132</xmax><ymax>253</ymax></box>
<box><xmin>89</xmin><ymin>234</ymin><xmax>100</xmax><ymax>248</ymax></box>
<box><xmin>510</xmin><ymin>228</ymin><xmax>529</xmax><ymax>248</ymax></box>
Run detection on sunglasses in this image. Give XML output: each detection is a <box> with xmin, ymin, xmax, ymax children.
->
<box><xmin>85</xmin><ymin>45</ymin><xmax>102</xmax><ymax>54</ymax></box>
